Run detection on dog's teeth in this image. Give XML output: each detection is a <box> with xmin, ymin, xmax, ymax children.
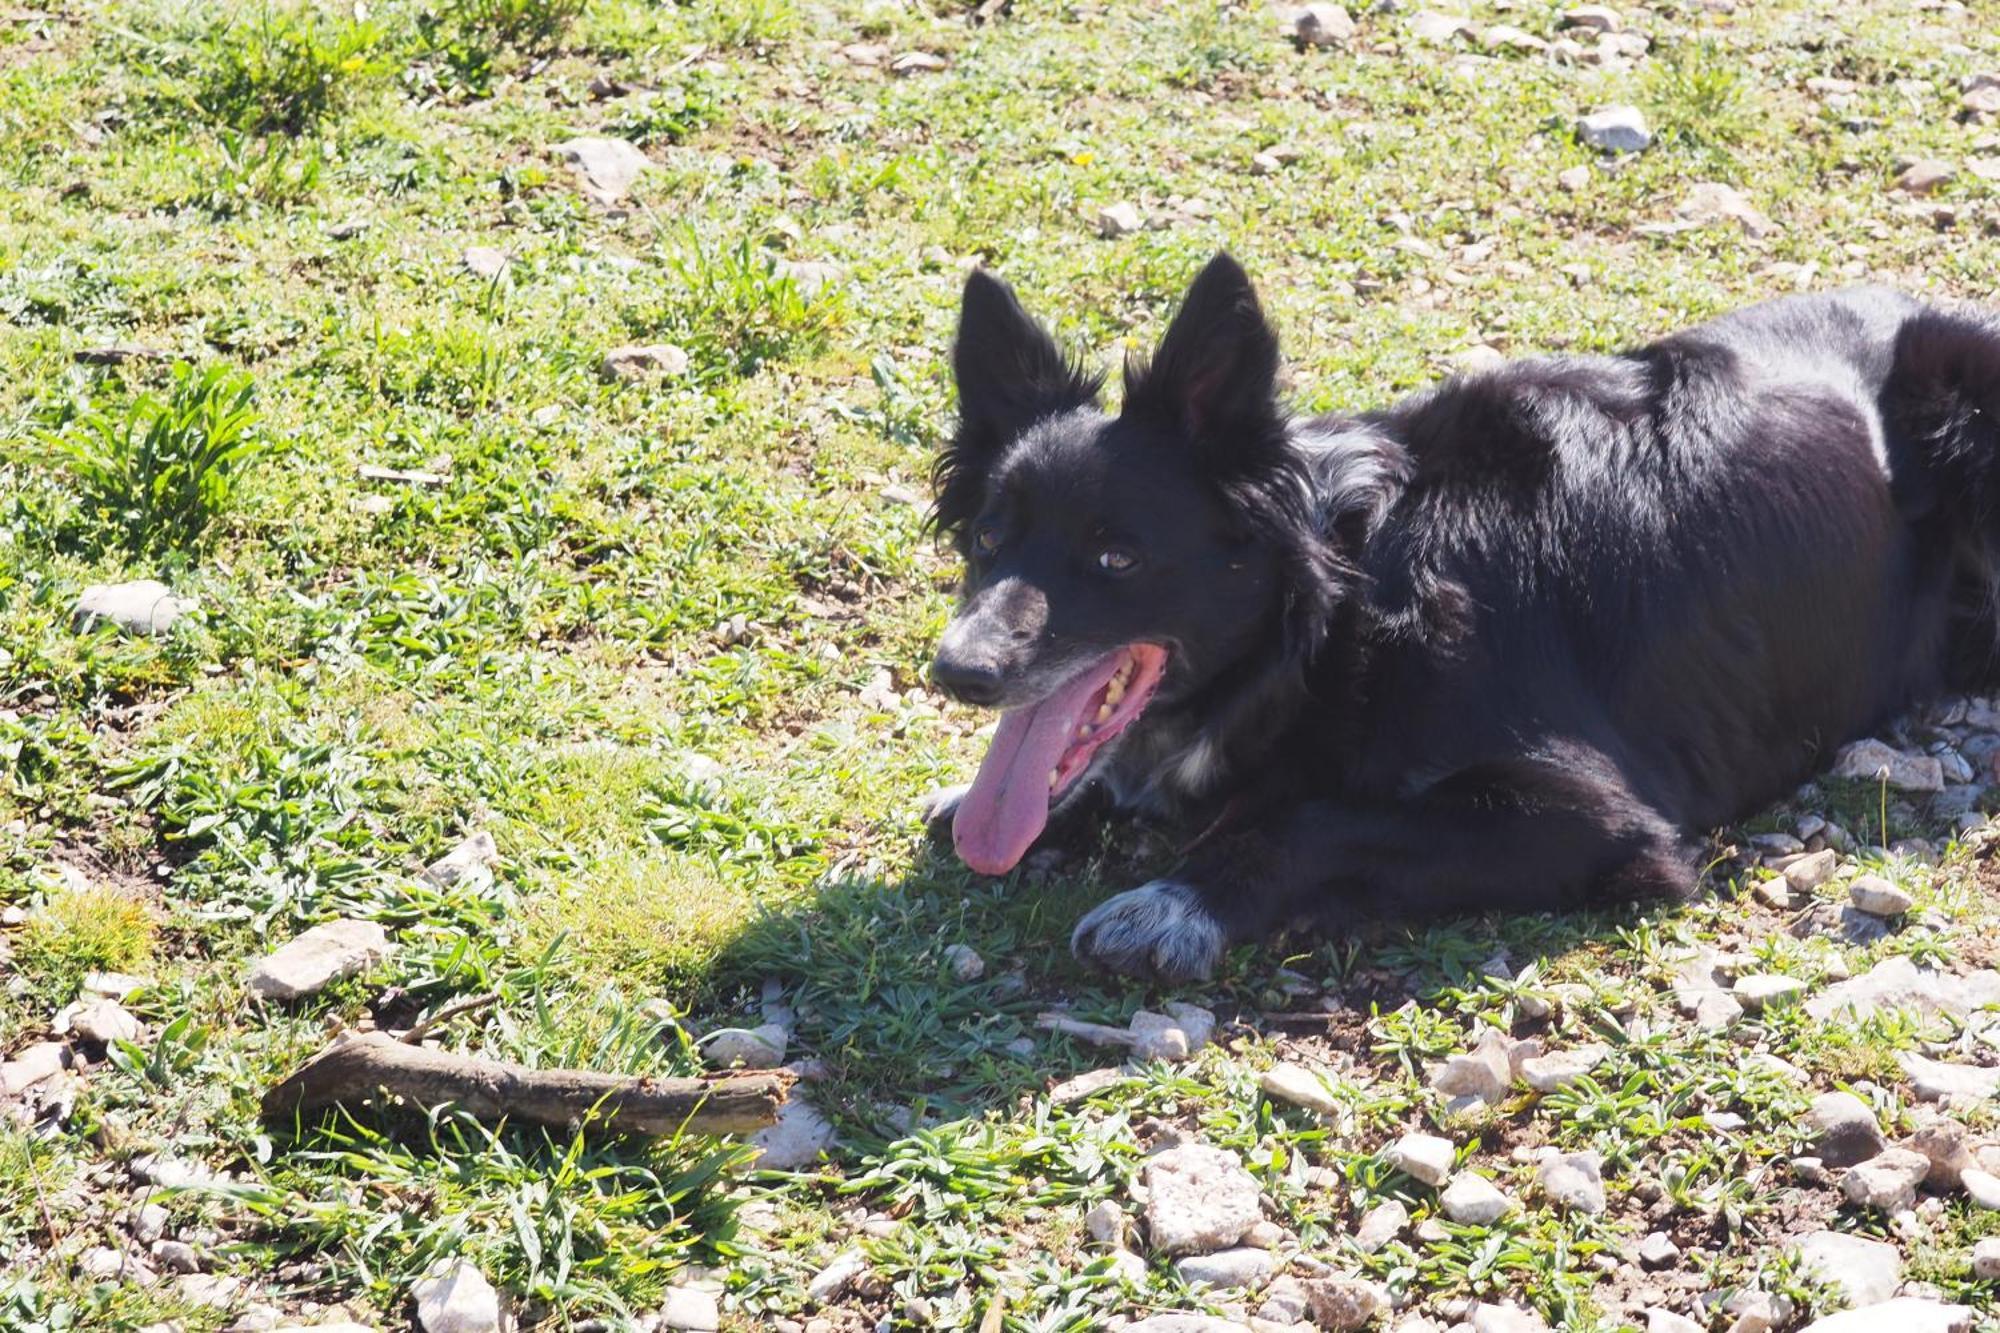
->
<box><xmin>1049</xmin><ymin>769</ymin><xmax>1061</xmax><ymax>789</ymax></box>
<box><xmin>1095</xmin><ymin>704</ymin><xmax>1112</xmax><ymax>722</ymax></box>
<box><xmin>1076</xmin><ymin>725</ymin><xmax>1091</xmax><ymax>740</ymax></box>
<box><xmin>1105</xmin><ymin>679</ymin><xmax>1126</xmax><ymax>705</ymax></box>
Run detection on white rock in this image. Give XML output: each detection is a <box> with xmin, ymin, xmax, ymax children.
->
<box><xmin>423</xmin><ymin>831</ymin><xmax>498</xmax><ymax>890</ymax></box>
<box><xmin>1288</xmin><ymin>2</ymin><xmax>1356</xmax><ymax>45</ymax></box>
<box><xmin>1162</xmin><ymin>1001</ymin><xmax>1216</xmax><ymax>1051</ymax></box>
<box><xmin>1096</xmin><ymin>202</ymin><xmax>1143</xmax><ymax>237</ymax></box>
<box><xmin>599</xmin><ymin>344</ymin><xmax>691</xmax><ymax>383</ymax></box>
<box><xmin>62</xmin><ymin>997</ymin><xmax>142</xmax><ymax>1046</ymax></box>
<box><xmin>1124</xmin><ymin>1318</ymin><xmax>1253</xmax><ymax>1333</ymax></box>
<box><xmin>1262</xmin><ymin>1062</ymin><xmax>1341</xmax><ymax>1116</ymax></box>
<box><xmin>1143</xmin><ymin>1144</ymin><xmax>1264</xmax><ymax>1255</ymax></box>
<box><xmin>1733</xmin><ymin>974</ymin><xmax>1806</xmax><ymax>1010</ymax></box>
<box><xmin>83</xmin><ymin>971</ymin><xmax>151</xmax><ymax>1000</ymax></box>
<box><xmin>1638</xmin><ymin>1232</ymin><xmax>1680</xmax><ymax>1269</ymax></box>
<box><xmin>133</xmin><ymin>1202</ymin><xmax>169</xmax><ymax>1244</ymax></box>
<box><xmin>0</xmin><ymin>1042</ymin><xmax>69</xmax><ymax>1096</ymax></box>
<box><xmin>1906</xmin><ymin>1118</ymin><xmax>1975</xmax><ymax>1189</ymax></box>
<box><xmin>1085</xmin><ymin>1199</ymin><xmax>1126</xmax><ymax>1244</ymax></box>
<box><xmin>942</xmin><ymin>943</ymin><xmax>985</xmax><ymax>982</ymax></box>
<box><xmin>1175</xmin><ymin>1247</ymin><xmax>1277</xmax><ymax>1288</ymax></box>
<box><xmin>462</xmin><ymin>247</ymin><xmax>510</xmax><ymax>278</ymax></box>
<box><xmin>1410</xmin><ymin>11</ymin><xmax>1478</xmax><ymax>43</ymax></box>
<box><xmin>1432</xmin><ymin>1029</ymin><xmax>1513</xmax><ymax>1102</ymax></box>
<box><xmin>806</xmin><ymin>1250</ymin><xmax>866</xmax><ymax>1303</ymax></box>
<box><xmin>1844</xmin><ymin>1147</ymin><xmax>1931</xmax><ymax>1211</ymax></box>
<box><xmin>1303</xmin><ymin>1276</ymin><xmax>1386</xmax><ymax>1330</ymax></box>
<box><xmin>698</xmin><ymin>1024</ymin><xmax>788</xmax><ymax>1070</ymax></box>
<box><xmin>247</xmin><ymin>919</ymin><xmax>393</xmax><ymax>1001</ymax></box>
<box><xmin>1440</xmin><ymin>1173</ymin><xmax>1513</xmax><ymax>1225</ymax></box>
<box><xmin>1781</xmin><ymin>847</ymin><xmax>1837</xmax><ymax>890</ymax></box>
<box><xmin>1355</xmin><ymin>1199</ymin><xmax>1408</xmax><ymax>1252</ymax></box>
<box><xmin>1647</xmin><ymin>1312</ymin><xmax>1703</xmax><ymax>1333</ymax></box>
<box><xmin>1129</xmin><ymin>1010</ymin><xmax>1196</xmax><ymax>1062</ymax></box>
<box><xmin>1519</xmin><ymin>1044</ymin><xmax>1608</xmax><ymax>1093</ymax></box>
<box><xmin>74</xmin><ymin>580</ymin><xmax>192</xmax><ymax>636</ymax></box>
<box><xmin>413</xmin><ymin>1259</ymin><xmax>508</xmax><ymax>1333</ymax></box>
<box><xmin>1790</xmin><ymin>1230</ymin><xmax>1903</xmax><ymax>1309</ymax></box>
<box><xmin>1973</xmin><ymin>1239</ymin><xmax>2000</xmax><ymax>1280</ymax></box>
<box><xmin>1808</xmin><ymin>957</ymin><xmax>2000</xmax><ymax>1021</ymax></box>
<box><xmin>1469</xmin><ymin>1304</ymin><xmax>1551</xmax><ymax>1333</ymax></box>
<box><xmin>1537</xmin><ymin>1152</ymin><xmax>1605</xmax><ymax>1215</ymax></box>
<box><xmin>1830</xmin><ymin>739</ymin><xmax>1944</xmax><ymax>792</ymax></box>
<box><xmin>1961</xmin><ymin>1166</ymin><xmax>2000</xmax><ymax>1208</ymax></box>
<box><xmin>1848</xmin><ymin>876</ymin><xmax>1914</xmax><ymax>917</ymax></box>
<box><xmin>1561</xmin><ymin>5</ymin><xmax>1621</xmax><ymax>32</ymax></box>
<box><xmin>1797</xmin><ymin>1298</ymin><xmax>1973</xmax><ymax>1333</ymax></box>
<box><xmin>554</xmin><ymin>137</ymin><xmax>651</xmax><ymax>208</ymax></box>
<box><xmin>748</xmin><ymin>1095</ymin><xmax>839</xmax><ymax>1169</ymax></box>
<box><xmin>1899</xmin><ymin>1052</ymin><xmax>2000</xmax><ymax>1102</ymax></box>
<box><xmin>1386</xmin><ymin>1132</ymin><xmax>1456</xmax><ymax>1186</ymax></box>
<box><xmin>1575</xmin><ymin>105</ymin><xmax>1652</xmax><ymax>152</ymax></box>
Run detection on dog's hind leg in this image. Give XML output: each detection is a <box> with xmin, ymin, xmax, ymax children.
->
<box><xmin>1071</xmin><ymin>747</ymin><xmax>1694</xmax><ymax>983</ymax></box>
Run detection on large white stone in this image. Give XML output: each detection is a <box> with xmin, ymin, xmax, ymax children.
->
<box><xmin>1143</xmin><ymin>1144</ymin><xmax>1264</xmax><ymax>1255</ymax></box>
<box><xmin>1174</xmin><ymin>1246</ymin><xmax>1277</xmax><ymax>1289</ymax></box>
<box><xmin>1261</xmin><ymin>1061</ymin><xmax>1341</xmax><ymax>1116</ymax></box>
<box><xmin>1386</xmin><ymin>1132</ymin><xmax>1455</xmax><ymax>1186</ymax></box>
<box><xmin>413</xmin><ymin>1259</ymin><xmax>508</xmax><ymax>1333</ymax></box>
<box><xmin>247</xmin><ymin>919</ymin><xmax>393</xmax><ymax>1001</ymax></box>
<box><xmin>1796</xmin><ymin>1299</ymin><xmax>1973</xmax><ymax>1333</ymax></box>
<box><xmin>1808</xmin><ymin>957</ymin><xmax>2000</xmax><ymax>1021</ymax></box>
<box><xmin>1899</xmin><ymin>1051</ymin><xmax>2000</xmax><ymax>1102</ymax></box>
<box><xmin>1576</xmin><ymin>105</ymin><xmax>1651</xmax><ymax>152</ymax></box>
<box><xmin>553</xmin><ymin>137</ymin><xmax>651</xmax><ymax>207</ymax></box>
<box><xmin>1440</xmin><ymin>1173</ymin><xmax>1514</xmax><ymax>1225</ymax></box>
<box><xmin>74</xmin><ymin>580</ymin><xmax>192</xmax><ymax>636</ymax></box>
<box><xmin>748</xmin><ymin>1095</ymin><xmax>838</xmax><ymax>1169</ymax></box>
<box><xmin>1789</xmin><ymin>1230</ymin><xmax>1902</xmax><ymax>1308</ymax></box>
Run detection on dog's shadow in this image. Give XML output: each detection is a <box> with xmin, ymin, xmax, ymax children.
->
<box><xmin>703</xmin><ymin>817</ymin><xmax>1698</xmax><ymax>1158</ymax></box>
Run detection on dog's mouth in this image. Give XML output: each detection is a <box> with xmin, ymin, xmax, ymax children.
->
<box><xmin>952</xmin><ymin>643</ymin><xmax>1170</xmax><ymax>875</ymax></box>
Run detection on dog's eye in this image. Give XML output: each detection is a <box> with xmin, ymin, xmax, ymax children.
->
<box><xmin>1098</xmin><ymin>548</ymin><xmax>1139</xmax><ymax>574</ymax></box>
<box><xmin>974</xmin><ymin>526</ymin><xmax>1002</xmax><ymax>555</ymax></box>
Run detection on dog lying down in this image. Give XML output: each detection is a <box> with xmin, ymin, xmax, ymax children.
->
<box><xmin>922</xmin><ymin>253</ymin><xmax>2000</xmax><ymax>984</ymax></box>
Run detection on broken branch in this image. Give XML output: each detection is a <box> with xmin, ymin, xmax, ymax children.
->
<box><xmin>262</xmin><ymin>1031</ymin><xmax>790</xmax><ymax>1136</ymax></box>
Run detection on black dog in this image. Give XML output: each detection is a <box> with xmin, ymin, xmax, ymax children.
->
<box><xmin>926</xmin><ymin>253</ymin><xmax>2000</xmax><ymax>982</ymax></box>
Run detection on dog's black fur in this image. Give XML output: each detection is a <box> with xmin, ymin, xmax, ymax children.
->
<box><xmin>928</xmin><ymin>253</ymin><xmax>2000</xmax><ymax>982</ymax></box>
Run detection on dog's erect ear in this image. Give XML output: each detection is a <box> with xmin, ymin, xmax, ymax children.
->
<box><xmin>935</xmin><ymin>269</ymin><xmax>1100</xmax><ymax>536</ymax></box>
<box><xmin>1122</xmin><ymin>253</ymin><xmax>1283</xmax><ymax>461</ymax></box>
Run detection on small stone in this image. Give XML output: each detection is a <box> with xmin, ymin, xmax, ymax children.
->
<box><xmin>599</xmin><ymin>344</ymin><xmax>691</xmax><ymax>382</ymax></box>
<box><xmin>1575</xmin><ymin>105</ymin><xmax>1652</xmax><ymax>152</ymax></box>
<box><xmin>749</xmin><ymin>1095</ymin><xmax>839</xmax><ymax>1169</ymax></box>
<box><xmin>1648</xmin><ymin>1313</ymin><xmax>1703</xmax><ymax>1333</ymax></box>
<box><xmin>942</xmin><ymin>944</ymin><xmax>985</xmax><ymax>982</ymax></box>
<box><xmin>1893</xmin><ymin>160</ymin><xmax>1956</xmax><ymax>195</ymax></box>
<box><xmin>1973</xmin><ymin>1239</ymin><xmax>2000</xmax><ymax>1280</ymax></box>
<box><xmin>84</xmin><ymin>971</ymin><xmax>151</xmax><ymax>1000</ymax></box>
<box><xmin>462</xmin><ymin>247</ymin><xmax>510</xmax><ymax>278</ymax></box>
<box><xmin>1410</xmin><ymin>11</ymin><xmax>1477</xmax><ymax>42</ymax></box>
<box><xmin>1809</xmin><ymin>957</ymin><xmax>2000</xmax><ymax>1021</ymax></box>
<box><xmin>74</xmin><ymin>580</ymin><xmax>192</xmax><ymax>636</ymax></box>
<box><xmin>1085</xmin><ymin>1200</ymin><xmax>1126</xmax><ymax>1244</ymax></box>
<box><xmin>1096</xmin><ymin>202</ymin><xmax>1143</xmax><ymax>237</ymax></box>
<box><xmin>838</xmin><ymin>42</ymin><xmax>888</xmax><ymax>66</ymax></box>
<box><xmin>1537</xmin><ymin>1152</ymin><xmax>1605</xmax><ymax>1215</ymax></box>
<box><xmin>1796</xmin><ymin>1299</ymin><xmax>1974</xmax><ymax>1333</ymax></box>
<box><xmin>1900</xmin><ymin>1053</ymin><xmax>2000</xmax><ymax>1102</ymax></box>
<box><xmin>889</xmin><ymin>50</ymin><xmax>949</xmax><ymax>75</ymax></box>
<box><xmin>1905</xmin><ymin>1118</ymin><xmax>1975</xmax><ymax>1189</ymax></box>
<box><xmin>412</xmin><ymin>1259</ymin><xmax>507</xmax><ymax>1333</ymax></box>
<box><xmin>0</xmin><ymin>1042</ymin><xmax>70</xmax><ymax>1096</ymax></box>
<box><xmin>1259</xmin><ymin>1275</ymin><xmax>1310</xmax><ymax>1324</ymax></box>
<box><xmin>1518</xmin><ymin>1044</ymin><xmax>1608</xmax><ymax>1093</ymax></box>
<box><xmin>698</xmin><ymin>1024</ymin><xmax>788</xmax><ymax>1070</ymax></box>
<box><xmin>1638</xmin><ymin>1232</ymin><xmax>1680</xmax><ymax>1270</ymax></box>
<box><xmin>1251</xmin><ymin>144</ymin><xmax>1303</xmax><ymax>175</ymax></box>
<box><xmin>1480</xmin><ymin>23</ymin><xmax>1546</xmax><ymax>51</ymax></box>
<box><xmin>1809</xmin><ymin>1091</ymin><xmax>1887</xmax><ymax>1167</ymax></box>
<box><xmin>1830</xmin><ymin>738</ymin><xmax>1944</xmax><ymax>791</ymax></box>
<box><xmin>1288</xmin><ymin>3</ymin><xmax>1357</xmax><ymax>46</ymax></box>
<box><xmin>1303</xmin><ymin>1277</ymin><xmax>1386</xmax><ymax>1330</ymax></box>
<box><xmin>1386</xmin><ymin>1132</ymin><xmax>1456</xmax><ymax>1186</ymax></box>
<box><xmin>1961</xmin><ymin>1166</ymin><xmax>2000</xmax><ymax>1208</ymax></box>
<box><xmin>133</xmin><ymin>1202</ymin><xmax>169</xmax><ymax>1244</ymax></box>
<box><xmin>1561</xmin><ymin>4</ymin><xmax>1621</xmax><ymax>31</ymax></box>
<box><xmin>1848</xmin><ymin>876</ymin><xmax>1913</xmax><ymax>917</ymax></box>
<box><xmin>1440</xmin><ymin>1173</ymin><xmax>1513</xmax><ymax>1225</ymax></box>
<box><xmin>1432</xmin><ymin>1030</ymin><xmax>1512</xmax><ymax>1102</ymax></box>
<box><xmin>1469</xmin><ymin>1304</ymin><xmax>1551</xmax><ymax>1333</ymax></box>
<box><xmin>1733</xmin><ymin>974</ymin><xmax>1806</xmax><ymax>1010</ymax></box>
<box><xmin>78</xmin><ymin>1246</ymin><xmax>129</xmax><ymax>1279</ymax></box>
<box><xmin>1262</xmin><ymin>1062</ymin><xmax>1340</xmax><ymax>1116</ymax></box>
<box><xmin>1842</xmin><ymin>1147</ymin><xmax>1931</xmax><ymax>1211</ymax></box>
<box><xmin>553</xmin><ymin>136</ymin><xmax>652</xmax><ymax>207</ymax></box>
<box><xmin>1781</xmin><ymin>847</ymin><xmax>1837</xmax><ymax>890</ymax></box>
<box><xmin>1049</xmin><ymin>1067</ymin><xmax>1125</xmax><ymax>1104</ymax></box>
<box><xmin>247</xmin><ymin>919</ymin><xmax>394</xmax><ymax>1001</ymax></box>
<box><xmin>1790</xmin><ymin>1230</ymin><xmax>1903</xmax><ymax>1309</ymax></box>
<box><xmin>1355</xmin><ymin>1199</ymin><xmax>1409</xmax><ymax>1252</ymax></box>
<box><xmin>1143</xmin><ymin>1144</ymin><xmax>1264</xmax><ymax>1255</ymax></box>
<box><xmin>807</xmin><ymin>1251</ymin><xmax>866</xmax><ymax>1303</ymax></box>
<box><xmin>1175</xmin><ymin>1247</ymin><xmax>1277</xmax><ymax>1289</ymax></box>
<box><xmin>151</xmin><ymin>1239</ymin><xmax>199</xmax><ymax>1273</ymax></box>
<box><xmin>64</xmin><ymin>997</ymin><xmax>142</xmax><ymax>1046</ymax></box>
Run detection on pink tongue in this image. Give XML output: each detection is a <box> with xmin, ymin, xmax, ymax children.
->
<box><xmin>952</xmin><ymin>663</ymin><xmax>1109</xmax><ymax>875</ymax></box>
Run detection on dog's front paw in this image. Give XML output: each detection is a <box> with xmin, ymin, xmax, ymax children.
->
<box><xmin>917</xmin><ymin>783</ymin><xmax>969</xmax><ymax>829</ymax></box>
<box><xmin>1070</xmin><ymin>880</ymin><xmax>1226</xmax><ymax>983</ymax></box>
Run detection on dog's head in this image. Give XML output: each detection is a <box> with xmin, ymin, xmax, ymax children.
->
<box><xmin>929</xmin><ymin>253</ymin><xmax>1336</xmax><ymax>874</ymax></box>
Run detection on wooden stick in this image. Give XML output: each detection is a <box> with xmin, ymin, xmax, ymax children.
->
<box><xmin>262</xmin><ymin>1032</ymin><xmax>790</xmax><ymax>1136</ymax></box>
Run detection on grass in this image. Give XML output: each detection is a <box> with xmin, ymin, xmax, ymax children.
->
<box><xmin>1</xmin><ymin>0</ymin><xmax>1998</xmax><ymax>1329</ymax></box>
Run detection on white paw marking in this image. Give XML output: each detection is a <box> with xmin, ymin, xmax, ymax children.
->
<box><xmin>919</xmin><ymin>783</ymin><xmax>969</xmax><ymax>825</ymax></box>
<box><xmin>1070</xmin><ymin>880</ymin><xmax>1225</xmax><ymax>983</ymax></box>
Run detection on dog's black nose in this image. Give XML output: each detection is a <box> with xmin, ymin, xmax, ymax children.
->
<box><xmin>930</xmin><ymin>654</ymin><xmax>1006</xmax><ymax>706</ymax></box>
